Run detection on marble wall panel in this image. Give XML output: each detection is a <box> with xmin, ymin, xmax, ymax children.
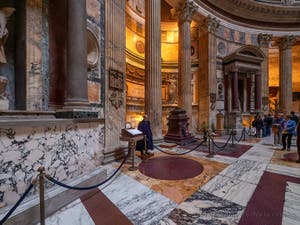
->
<box><xmin>26</xmin><ymin>0</ymin><xmax>43</xmax><ymax>110</ymax></box>
<box><xmin>0</xmin><ymin>122</ymin><xmax>104</xmax><ymax>208</ymax></box>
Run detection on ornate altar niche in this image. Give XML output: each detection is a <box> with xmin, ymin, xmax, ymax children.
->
<box><xmin>223</xmin><ymin>46</ymin><xmax>264</xmax><ymax>130</ymax></box>
<box><xmin>164</xmin><ymin>107</ymin><xmax>194</xmax><ymax>145</ymax></box>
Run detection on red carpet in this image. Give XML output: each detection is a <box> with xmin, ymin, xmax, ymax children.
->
<box><xmin>81</xmin><ymin>189</ymin><xmax>133</xmax><ymax>225</ymax></box>
<box><xmin>238</xmin><ymin>171</ymin><xmax>300</xmax><ymax>225</ymax></box>
<box><xmin>138</xmin><ymin>156</ymin><xmax>204</xmax><ymax>180</ymax></box>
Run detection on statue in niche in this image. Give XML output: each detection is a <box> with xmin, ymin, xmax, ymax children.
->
<box><xmin>0</xmin><ymin>7</ymin><xmax>15</xmax><ymax>110</ymax></box>
<box><xmin>0</xmin><ymin>7</ymin><xmax>15</xmax><ymax>64</ymax></box>
<box><xmin>168</xmin><ymin>78</ymin><xmax>177</xmax><ymax>104</ymax></box>
<box><xmin>217</xmin><ymin>83</ymin><xmax>223</xmax><ymax>99</ymax></box>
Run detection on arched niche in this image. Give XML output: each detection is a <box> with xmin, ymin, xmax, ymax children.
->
<box><xmin>87</xmin><ymin>28</ymin><xmax>99</xmax><ymax>68</ymax></box>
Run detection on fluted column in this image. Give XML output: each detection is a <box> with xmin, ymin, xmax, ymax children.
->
<box><xmin>232</xmin><ymin>71</ymin><xmax>239</xmax><ymax>111</ymax></box>
<box><xmin>278</xmin><ymin>35</ymin><xmax>297</xmax><ymax>114</ymax></box>
<box><xmin>250</xmin><ymin>73</ymin><xmax>255</xmax><ymax>112</ymax></box>
<box><xmin>257</xmin><ymin>34</ymin><xmax>272</xmax><ymax>113</ymax></box>
<box><xmin>145</xmin><ymin>0</ymin><xmax>162</xmax><ymax>140</ymax></box>
<box><xmin>64</xmin><ymin>0</ymin><xmax>89</xmax><ymax>108</ymax></box>
<box><xmin>173</xmin><ymin>1</ymin><xmax>197</xmax><ymax>130</ymax></box>
<box><xmin>198</xmin><ymin>16</ymin><xmax>219</xmax><ymax>130</ymax></box>
<box><xmin>255</xmin><ymin>73</ymin><xmax>262</xmax><ymax>111</ymax></box>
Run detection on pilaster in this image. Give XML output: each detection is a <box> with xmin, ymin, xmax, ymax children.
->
<box><xmin>104</xmin><ymin>0</ymin><xmax>126</xmax><ymax>156</ymax></box>
<box><xmin>198</xmin><ymin>15</ymin><xmax>219</xmax><ymax>130</ymax></box>
<box><xmin>257</xmin><ymin>33</ymin><xmax>272</xmax><ymax>113</ymax></box>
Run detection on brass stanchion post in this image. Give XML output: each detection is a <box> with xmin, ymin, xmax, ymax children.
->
<box><xmin>128</xmin><ymin>140</ymin><xmax>137</xmax><ymax>171</ymax></box>
<box><xmin>38</xmin><ymin>166</ymin><xmax>45</xmax><ymax>225</ymax></box>
<box><xmin>206</xmin><ymin>133</ymin><xmax>214</xmax><ymax>158</ymax></box>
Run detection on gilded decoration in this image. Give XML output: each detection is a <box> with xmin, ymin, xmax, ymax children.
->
<box><xmin>135</xmin><ymin>40</ymin><xmax>145</xmax><ymax>54</ymax></box>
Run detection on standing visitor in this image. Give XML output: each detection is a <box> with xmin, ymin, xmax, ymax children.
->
<box><xmin>136</xmin><ymin>115</ymin><xmax>153</xmax><ymax>155</ymax></box>
<box><xmin>253</xmin><ymin>115</ymin><xmax>264</xmax><ymax>138</ymax></box>
<box><xmin>281</xmin><ymin>115</ymin><xmax>296</xmax><ymax>151</ymax></box>
<box><xmin>273</xmin><ymin>113</ymin><xmax>284</xmax><ymax>147</ymax></box>
<box><xmin>290</xmin><ymin>111</ymin><xmax>299</xmax><ymax>124</ymax></box>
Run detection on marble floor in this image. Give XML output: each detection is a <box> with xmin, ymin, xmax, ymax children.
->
<box><xmin>38</xmin><ymin>135</ymin><xmax>300</xmax><ymax>225</ymax></box>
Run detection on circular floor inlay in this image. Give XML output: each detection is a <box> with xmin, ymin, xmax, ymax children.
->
<box><xmin>138</xmin><ymin>156</ymin><xmax>204</xmax><ymax>180</ymax></box>
<box><xmin>283</xmin><ymin>152</ymin><xmax>298</xmax><ymax>162</ymax></box>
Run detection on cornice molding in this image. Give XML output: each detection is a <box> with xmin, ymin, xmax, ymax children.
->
<box><xmin>195</xmin><ymin>0</ymin><xmax>300</xmax><ymax>28</ymax></box>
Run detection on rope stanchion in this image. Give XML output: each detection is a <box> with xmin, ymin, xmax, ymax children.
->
<box><xmin>154</xmin><ymin>139</ymin><xmax>206</xmax><ymax>156</ymax></box>
<box><xmin>206</xmin><ymin>134</ymin><xmax>214</xmax><ymax>158</ymax></box>
<box><xmin>209</xmin><ymin>134</ymin><xmax>232</xmax><ymax>149</ymax></box>
<box><xmin>231</xmin><ymin>129</ymin><xmax>235</xmax><ymax>146</ymax></box>
<box><xmin>233</xmin><ymin>129</ymin><xmax>246</xmax><ymax>143</ymax></box>
<box><xmin>46</xmin><ymin>151</ymin><xmax>130</xmax><ymax>191</ymax></box>
<box><xmin>0</xmin><ymin>180</ymin><xmax>36</xmax><ymax>225</ymax></box>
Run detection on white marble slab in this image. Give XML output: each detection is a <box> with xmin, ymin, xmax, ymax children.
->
<box><xmin>219</xmin><ymin>159</ymin><xmax>267</xmax><ymax>184</ymax></box>
<box><xmin>201</xmin><ymin>175</ymin><xmax>257</xmax><ymax>207</ymax></box>
<box><xmin>282</xmin><ymin>182</ymin><xmax>300</xmax><ymax>225</ymax></box>
<box><xmin>239</xmin><ymin>146</ymin><xmax>274</xmax><ymax>163</ymax></box>
<box><xmin>101</xmin><ymin>173</ymin><xmax>177</xmax><ymax>225</ymax></box>
<box><xmin>37</xmin><ymin>199</ymin><xmax>94</xmax><ymax>225</ymax></box>
<box><xmin>158</xmin><ymin>190</ymin><xmax>245</xmax><ymax>225</ymax></box>
<box><xmin>266</xmin><ymin>164</ymin><xmax>300</xmax><ymax>179</ymax></box>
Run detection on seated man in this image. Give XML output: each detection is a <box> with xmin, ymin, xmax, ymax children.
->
<box><xmin>136</xmin><ymin>115</ymin><xmax>153</xmax><ymax>155</ymax></box>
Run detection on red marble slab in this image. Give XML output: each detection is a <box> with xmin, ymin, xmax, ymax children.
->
<box><xmin>238</xmin><ymin>171</ymin><xmax>300</xmax><ymax>225</ymax></box>
<box><xmin>81</xmin><ymin>189</ymin><xmax>133</xmax><ymax>225</ymax></box>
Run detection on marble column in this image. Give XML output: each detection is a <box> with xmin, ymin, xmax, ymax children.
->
<box><xmin>255</xmin><ymin>73</ymin><xmax>262</xmax><ymax>111</ymax></box>
<box><xmin>198</xmin><ymin>16</ymin><xmax>219</xmax><ymax>130</ymax></box>
<box><xmin>145</xmin><ymin>0</ymin><xmax>162</xmax><ymax>141</ymax></box>
<box><xmin>64</xmin><ymin>0</ymin><xmax>89</xmax><ymax>108</ymax></box>
<box><xmin>243</xmin><ymin>78</ymin><xmax>247</xmax><ymax>112</ymax></box>
<box><xmin>48</xmin><ymin>0</ymin><xmax>67</xmax><ymax>108</ymax></box>
<box><xmin>257</xmin><ymin>34</ymin><xmax>272</xmax><ymax>113</ymax></box>
<box><xmin>232</xmin><ymin>71</ymin><xmax>239</xmax><ymax>112</ymax></box>
<box><xmin>278</xmin><ymin>35</ymin><xmax>297</xmax><ymax>114</ymax></box>
<box><xmin>173</xmin><ymin>1</ymin><xmax>197</xmax><ymax>130</ymax></box>
<box><xmin>227</xmin><ymin>73</ymin><xmax>232</xmax><ymax>112</ymax></box>
<box><xmin>250</xmin><ymin>73</ymin><xmax>255</xmax><ymax>112</ymax></box>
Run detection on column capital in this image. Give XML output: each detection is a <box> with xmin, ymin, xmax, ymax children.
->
<box><xmin>171</xmin><ymin>1</ymin><xmax>197</xmax><ymax>24</ymax></box>
<box><xmin>277</xmin><ymin>35</ymin><xmax>298</xmax><ymax>50</ymax></box>
<box><xmin>257</xmin><ymin>33</ymin><xmax>272</xmax><ymax>48</ymax></box>
<box><xmin>199</xmin><ymin>15</ymin><xmax>220</xmax><ymax>34</ymax></box>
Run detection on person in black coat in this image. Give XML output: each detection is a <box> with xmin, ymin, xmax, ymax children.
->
<box><xmin>136</xmin><ymin>115</ymin><xmax>153</xmax><ymax>154</ymax></box>
<box><xmin>253</xmin><ymin>115</ymin><xmax>264</xmax><ymax>138</ymax></box>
